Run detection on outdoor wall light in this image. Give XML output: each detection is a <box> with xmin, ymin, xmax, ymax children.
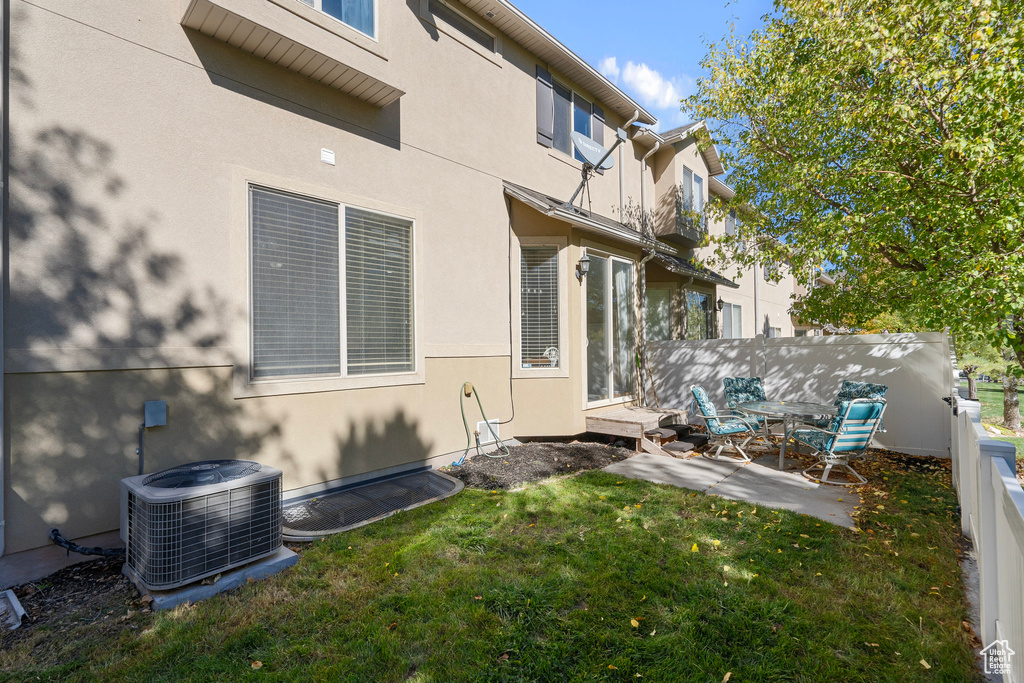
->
<box><xmin>576</xmin><ymin>253</ymin><xmax>591</xmax><ymax>281</ymax></box>
<box><xmin>716</xmin><ymin>296</ymin><xmax>725</xmax><ymax>312</ymax></box>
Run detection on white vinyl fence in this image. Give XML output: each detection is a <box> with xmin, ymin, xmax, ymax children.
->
<box><xmin>952</xmin><ymin>397</ymin><xmax>1024</xmax><ymax>681</ymax></box>
<box><xmin>649</xmin><ymin>332</ymin><xmax>956</xmax><ymax>457</ymax></box>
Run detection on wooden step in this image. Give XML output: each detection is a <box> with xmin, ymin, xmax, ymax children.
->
<box><xmin>666</xmin><ymin>434</ymin><xmax>708</xmax><ymax>451</ymax></box>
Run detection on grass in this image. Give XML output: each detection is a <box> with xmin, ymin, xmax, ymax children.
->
<box><xmin>0</xmin><ymin>462</ymin><xmax>978</xmax><ymax>682</ymax></box>
<box><xmin>964</xmin><ymin>380</ymin><xmax>1024</xmax><ymax>457</ymax></box>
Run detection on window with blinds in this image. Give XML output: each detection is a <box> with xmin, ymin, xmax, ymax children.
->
<box><xmin>251</xmin><ymin>187</ymin><xmax>340</xmax><ymax>379</ymax></box>
<box><xmin>249</xmin><ymin>185</ymin><xmax>414</xmax><ymax>381</ymax></box>
<box><xmin>520</xmin><ymin>246</ymin><xmax>559</xmax><ymax>369</ymax></box>
<box><xmin>345</xmin><ymin>207</ymin><xmax>414</xmax><ymax>375</ymax></box>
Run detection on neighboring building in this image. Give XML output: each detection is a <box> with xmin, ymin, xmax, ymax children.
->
<box><xmin>1</xmin><ymin>0</ymin><xmax>740</xmax><ymax>556</ymax></box>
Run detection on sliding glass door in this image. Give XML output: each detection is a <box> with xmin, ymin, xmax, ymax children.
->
<box><xmin>587</xmin><ymin>253</ymin><xmax>635</xmax><ymax>404</ymax></box>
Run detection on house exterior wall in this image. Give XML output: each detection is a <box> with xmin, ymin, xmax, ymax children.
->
<box><xmin>4</xmin><ymin>0</ymin><xmax>670</xmax><ymax>552</ymax></box>
<box><xmin>703</xmin><ymin>181</ymin><xmax>797</xmax><ymax>339</ymax></box>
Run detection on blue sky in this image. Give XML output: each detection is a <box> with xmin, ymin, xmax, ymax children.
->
<box><xmin>510</xmin><ymin>0</ymin><xmax>775</xmax><ymax>131</ymax></box>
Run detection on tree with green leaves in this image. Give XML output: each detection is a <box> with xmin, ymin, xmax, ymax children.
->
<box><xmin>687</xmin><ymin>0</ymin><xmax>1024</xmax><ymax>372</ymax></box>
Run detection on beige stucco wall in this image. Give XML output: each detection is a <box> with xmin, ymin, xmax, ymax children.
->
<box><xmin>4</xmin><ymin>0</ymin><xmax>670</xmax><ymax>552</ymax></box>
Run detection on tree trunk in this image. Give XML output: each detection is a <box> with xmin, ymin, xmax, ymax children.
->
<box><xmin>968</xmin><ymin>375</ymin><xmax>977</xmax><ymax>401</ymax></box>
<box><xmin>1005</xmin><ymin>374</ymin><xmax>1021</xmax><ymax>432</ymax></box>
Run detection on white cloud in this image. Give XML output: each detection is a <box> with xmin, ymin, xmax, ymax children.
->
<box><xmin>621</xmin><ymin>61</ymin><xmax>685</xmax><ymax>110</ymax></box>
<box><xmin>598</xmin><ymin>56</ymin><xmax>620</xmax><ymax>84</ymax></box>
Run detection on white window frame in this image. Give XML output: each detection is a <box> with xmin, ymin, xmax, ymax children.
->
<box><xmin>232</xmin><ymin>172</ymin><xmax>424</xmax><ymax>399</ymax></box>
<box><xmin>297</xmin><ymin>0</ymin><xmax>379</xmax><ymax>41</ymax></box>
<box><xmin>513</xmin><ymin>237</ymin><xmax>569</xmax><ymax>379</ymax></box>
<box><xmin>581</xmin><ymin>244</ymin><xmax>637</xmax><ymax>410</ymax></box>
<box><xmin>721</xmin><ymin>302</ymin><xmax>742</xmax><ymax>339</ymax></box>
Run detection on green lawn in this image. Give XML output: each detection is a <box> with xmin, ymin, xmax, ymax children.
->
<box><xmin>0</xmin><ymin>459</ymin><xmax>978</xmax><ymax>682</ymax></box>
<box><xmin>964</xmin><ymin>380</ymin><xmax>1024</xmax><ymax>457</ymax></box>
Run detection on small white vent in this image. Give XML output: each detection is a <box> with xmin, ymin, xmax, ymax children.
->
<box><xmin>477</xmin><ymin>419</ymin><xmax>499</xmax><ymax>445</ymax></box>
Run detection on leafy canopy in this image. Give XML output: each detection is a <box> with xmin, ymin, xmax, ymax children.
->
<box><xmin>687</xmin><ymin>0</ymin><xmax>1024</xmax><ymax>364</ymax></box>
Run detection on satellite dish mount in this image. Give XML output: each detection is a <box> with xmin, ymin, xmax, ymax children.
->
<box><xmin>562</xmin><ymin>127</ymin><xmax>629</xmax><ymax>211</ymax></box>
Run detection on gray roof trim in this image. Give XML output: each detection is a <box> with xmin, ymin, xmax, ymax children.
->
<box><xmin>659</xmin><ymin>121</ymin><xmax>725</xmax><ymax>177</ymax></box>
<box><xmin>652</xmin><ymin>252</ymin><xmax>739</xmax><ymax>289</ymax></box>
<box><xmin>503</xmin><ymin>181</ymin><xmax>679</xmax><ymax>254</ymax></box>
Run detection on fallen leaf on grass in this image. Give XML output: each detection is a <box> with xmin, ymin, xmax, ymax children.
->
<box><xmin>920</xmin><ymin>660</ymin><xmax>931</xmax><ymax>669</ymax></box>
<box><xmin>691</xmin><ymin>544</ymin><xmax>699</xmax><ymax>552</ymax></box>
<box><xmin>252</xmin><ymin>661</ymin><xmax>263</xmax><ymax>670</ymax></box>
<box><xmin>498</xmin><ymin>653</ymin><xmax>509</xmax><ymax>662</ymax></box>
<box><xmin>631</xmin><ymin>619</ymin><xmax>639</xmax><ymax>628</ymax></box>
<box><xmin>722</xmin><ymin>673</ymin><xmax>732</xmax><ymax>682</ymax></box>
<box><xmin>609</xmin><ymin>665</ymin><xmax>618</xmax><ymax>670</ymax></box>
<box><xmin>650</xmin><ymin>629</ymin><xmax>656</xmax><ymax>636</ymax></box>
<box><xmin>474</xmin><ymin>596</ymin><xmax>482</xmax><ymax>600</ymax></box>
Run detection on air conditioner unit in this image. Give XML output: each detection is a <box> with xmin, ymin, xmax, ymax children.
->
<box><xmin>120</xmin><ymin>460</ymin><xmax>282</xmax><ymax>591</ymax></box>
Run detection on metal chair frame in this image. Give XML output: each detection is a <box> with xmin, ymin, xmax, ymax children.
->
<box><xmin>689</xmin><ymin>385</ymin><xmax>761</xmax><ymax>463</ymax></box>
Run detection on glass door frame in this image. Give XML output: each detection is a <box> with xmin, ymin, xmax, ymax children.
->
<box><xmin>582</xmin><ymin>246</ymin><xmax>637</xmax><ymax>409</ymax></box>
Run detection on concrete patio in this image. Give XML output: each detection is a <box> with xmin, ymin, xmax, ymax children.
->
<box><xmin>604</xmin><ymin>452</ymin><xmax>860</xmax><ymax>528</ymax></box>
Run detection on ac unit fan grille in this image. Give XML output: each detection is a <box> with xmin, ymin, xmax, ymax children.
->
<box><xmin>126</xmin><ymin>478</ymin><xmax>282</xmax><ymax>589</ymax></box>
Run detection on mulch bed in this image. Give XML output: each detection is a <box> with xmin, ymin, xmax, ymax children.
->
<box><xmin>443</xmin><ymin>439</ymin><xmax>637</xmax><ymax>490</ymax></box>
<box><xmin>1</xmin><ymin>554</ymin><xmax>146</xmax><ymax>651</ymax></box>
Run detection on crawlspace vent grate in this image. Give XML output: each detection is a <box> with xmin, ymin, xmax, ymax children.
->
<box><xmin>282</xmin><ymin>470</ymin><xmax>463</xmax><ymax>541</ymax></box>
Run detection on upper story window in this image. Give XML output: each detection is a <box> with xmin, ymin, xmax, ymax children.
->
<box><xmin>427</xmin><ymin>0</ymin><xmax>495</xmax><ymax>52</ymax></box>
<box><xmin>298</xmin><ymin>0</ymin><xmax>375</xmax><ymax>39</ymax></box>
<box><xmin>681</xmin><ymin>166</ymin><xmax>704</xmax><ymax>216</ymax></box>
<box><xmin>536</xmin><ymin>67</ymin><xmax>605</xmax><ymax>163</ymax></box>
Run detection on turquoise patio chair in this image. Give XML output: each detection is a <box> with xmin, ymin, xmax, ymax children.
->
<box><xmin>787</xmin><ymin>398</ymin><xmax>887</xmax><ymax>485</ymax></box>
<box><xmin>723</xmin><ymin>376</ymin><xmax>781</xmax><ymax>444</ymax></box>
<box><xmin>690</xmin><ymin>385</ymin><xmax>759</xmax><ymax>462</ymax></box>
<box><xmin>810</xmin><ymin>381</ymin><xmax>888</xmax><ymax>440</ymax></box>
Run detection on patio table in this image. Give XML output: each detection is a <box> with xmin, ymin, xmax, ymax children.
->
<box><xmin>736</xmin><ymin>400</ymin><xmax>838</xmax><ymax>470</ymax></box>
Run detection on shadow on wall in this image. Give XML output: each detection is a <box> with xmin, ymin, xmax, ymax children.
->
<box><xmin>183</xmin><ymin>30</ymin><xmax>402</xmax><ymax>151</ymax></box>
<box><xmin>2</xmin><ymin>6</ymin><xmax>428</xmax><ymax>552</ymax></box>
<box><xmin>308</xmin><ymin>411</ymin><xmax>434</xmax><ymax>491</ymax></box>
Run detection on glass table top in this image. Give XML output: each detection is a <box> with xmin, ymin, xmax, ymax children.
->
<box><xmin>736</xmin><ymin>400</ymin><xmax>837</xmax><ymax>419</ymax></box>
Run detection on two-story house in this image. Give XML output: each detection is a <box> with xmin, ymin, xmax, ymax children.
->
<box><xmin>0</xmin><ymin>0</ymin><xmax>738</xmax><ymax>559</ymax></box>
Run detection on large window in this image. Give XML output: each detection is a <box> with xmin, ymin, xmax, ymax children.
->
<box><xmin>520</xmin><ymin>246</ymin><xmax>560</xmax><ymax>369</ymax></box>
<box><xmin>298</xmin><ymin>0</ymin><xmax>375</xmax><ymax>38</ymax></box>
<box><xmin>721</xmin><ymin>302</ymin><xmax>742</xmax><ymax>339</ymax></box>
<box><xmin>685</xmin><ymin>291</ymin><xmax>713</xmax><ymax>340</ymax></box>
<box><xmin>587</xmin><ymin>253</ymin><xmax>635</xmax><ymax>404</ymax></box>
<box><xmin>250</xmin><ymin>186</ymin><xmax>413</xmax><ymax>381</ymax></box>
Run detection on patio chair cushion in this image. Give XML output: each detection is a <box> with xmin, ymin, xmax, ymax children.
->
<box><xmin>723</xmin><ymin>377</ymin><xmax>767</xmax><ymax>407</ymax></box>
<box><xmin>691</xmin><ymin>385</ymin><xmax>720</xmax><ymax>429</ymax></box>
<box><xmin>709</xmin><ymin>418</ymin><xmax>754</xmax><ymax>436</ymax></box>
<box><xmin>790</xmin><ymin>429</ymin><xmax>834</xmax><ymax>453</ymax></box>
<box><xmin>834</xmin><ymin>381</ymin><xmax>888</xmax><ymax>406</ymax></box>
<box><xmin>809</xmin><ymin>381</ymin><xmax>889</xmax><ymax>428</ymax></box>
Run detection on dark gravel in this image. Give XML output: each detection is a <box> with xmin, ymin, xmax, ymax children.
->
<box><xmin>444</xmin><ymin>440</ymin><xmax>637</xmax><ymax>489</ymax></box>
<box><xmin>1</xmin><ymin>555</ymin><xmax>145</xmax><ymax>650</ymax></box>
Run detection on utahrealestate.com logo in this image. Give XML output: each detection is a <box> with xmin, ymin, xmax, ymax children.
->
<box><xmin>980</xmin><ymin>639</ymin><xmax>1014</xmax><ymax>675</ymax></box>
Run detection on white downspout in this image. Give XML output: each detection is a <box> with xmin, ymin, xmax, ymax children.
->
<box><xmin>619</xmin><ymin>110</ymin><xmax>639</xmax><ymax>219</ymax></box>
